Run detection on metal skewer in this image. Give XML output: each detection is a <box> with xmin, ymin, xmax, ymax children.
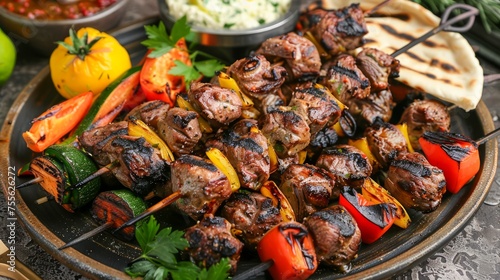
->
<box><xmin>58</xmin><ymin>222</ymin><xmax>114</xmax><ymax>250</ymax></box>
<box><xmin>391</xmin><ymin>4</ymin><xmax>479</xmax><ymax>57</ymax></box>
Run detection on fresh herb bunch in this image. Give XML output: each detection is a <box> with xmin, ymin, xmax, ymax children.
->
<box><xmin>141</xmin><ymin>16</ymin><xmax>225</xmax><ymax>87</ymax></box>
<box><xmin>125</xmin><ymin>216</ymin><xmax>231</xmax><ymax>280</ymax></box>
<box><xmin>411</xmin><ymin>0</ymin><xmax>500</xmax><ymax>33</ymax></box>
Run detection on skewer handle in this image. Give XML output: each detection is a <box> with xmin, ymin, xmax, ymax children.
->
<box><xmin>232</xmin><ymin>260</ymin><xmax>274</xmax><ymax>280</ymax></box>
<box><xmin>16</xmin><ymin>177</ymin><xmax>43</xmax><ymax>189</ymax></box>
<box><xmin>58</xmin><ymin>221</ymin><xmax>113</xmax><ymax>250</ymax></box>
<box><xmin>112</xmin><ymin>190</ymin><xmax>182</xmax><ymax>233</ymax></box>
<box><xmin>391</xmin><ymin>4</ymin><xmax>479</xmax><ymax>57</ymax></box>
<box><xmin>476</xmin><ymin>127</ymin><xmax>500</xmax><ymax>145</ymax></box>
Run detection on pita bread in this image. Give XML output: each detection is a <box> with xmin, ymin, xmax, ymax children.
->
<box><xmin>316</xmin><ymin>0</ymin><xmax>484</xmax><ymax>111</ymax></box>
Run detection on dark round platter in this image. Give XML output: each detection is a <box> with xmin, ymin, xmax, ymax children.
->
<box><xmin>0</xmin><ymin>15</ymin><xmax>497</xmax><ymax>280</ymax></box>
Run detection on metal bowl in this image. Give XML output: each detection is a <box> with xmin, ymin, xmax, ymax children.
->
<box><xmin>0</xmin><ymin>0</ymin><xmax>130</xmax><ymax>57</ymax></box>
<box><xmin>158</xmin><ymin>0</ymin><xmax>301</xmax><ymax>62</ymax></box>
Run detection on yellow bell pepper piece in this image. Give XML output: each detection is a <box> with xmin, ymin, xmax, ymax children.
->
<box><xmin>348</xmin><ymin>137</ymin><xmax>378</xmax><ymax>167</ymax></box>
<box><xmin>128</xmin><ymin>119</ymin><xmax>174</xmax><ymax>162</ymax></box>
<box><xmin>250</xmin><ymin>126</ymin><xmax>279</xmax><ymax>173</ymax></box>
<box><xmin>396</xmin><ymin>123</ymin><xmax>414</xmax><ymax>153</ymax></box>
<box><xmin>260</xmin><ymin>181</ymin><xmax>295</xmax><ymax>222</ymax></box>
<box><xmin>176</xmin><ymin>95</ymin><xmax>213</xmax><ymax>134</ymax></box>
<box><xmin>206</xmin><ymin>147</ymin><xmax>240</xmax><ymax>192</ymax></box>
<box><xmin>361</xmin><ymin>178</ymin><xmax>411</xmax><ymax>229</ymax></box>
<box><xmin>218</xmin><ymin>71</ymin><xmax>254</xmax><ymax>109</ymax></box>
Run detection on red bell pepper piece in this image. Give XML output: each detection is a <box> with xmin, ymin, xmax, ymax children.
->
<box><xmin>257</xmin><ymin>221</ymin><xmax>318</xmax><ymax>280</ymax></box>
<box><xmin>140</xmin><ymin>38</ymin><xmax>191</xmax><ymax>106</ymax></box>
<box><xmin>339</xmin><ymin>186</ymin><xmax>396</xmax><ymax>244</ymax></box>
<box><xmin>419</xmin><ymin>131</ymin><xmax>480</xmax><ymax>194</ymax></box>
<box><xmin>22</xmin><ymin>91</ymin><xmax>93</xmax><ymax>153</ymax></box>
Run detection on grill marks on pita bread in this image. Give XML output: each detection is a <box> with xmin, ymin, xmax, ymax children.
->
<box><xmin>313</xmin><ymin>0</ymin><xmax>483</xmax><ymax>111</ymax></box>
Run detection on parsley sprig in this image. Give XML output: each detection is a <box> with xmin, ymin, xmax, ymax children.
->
<box><xmin>141</xmin><ymin>17</ymin><xmax>225</xmax><ymax>87</ymax></box>
<box><xmin>125</xmin><ymin>216</ymin><xmax>231</xmax><ymax>280</ymax></box>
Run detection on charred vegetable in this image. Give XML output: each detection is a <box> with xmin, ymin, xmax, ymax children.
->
<box><xmin>339</xmin><ymin>186</ymin><xmax>396</xmax><ymax>244</ymax></box>
<box><xmin>257</xmin><ymin>221</ymin><xmax>318</xmax><ymax>280</ymax></box>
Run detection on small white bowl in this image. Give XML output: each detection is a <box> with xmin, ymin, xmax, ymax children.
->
<box><xmin>158</xmin><ymin>0</ymin><xmax>301</xmax><ymax>62</ymax></box>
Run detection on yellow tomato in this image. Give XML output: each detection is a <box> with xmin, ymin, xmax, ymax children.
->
<box><xmin>50</xmin><ymin>27</ymin><xmax>131</xmax><ymax>99</ymax></box>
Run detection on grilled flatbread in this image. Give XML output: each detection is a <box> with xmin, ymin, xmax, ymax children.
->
<box><xmin>315</xmin><ymin>0</ymin><xmax>484</xmax><ymax>111</ymax></box>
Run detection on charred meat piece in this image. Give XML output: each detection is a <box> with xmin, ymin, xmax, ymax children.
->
<box><xmin>227</xmin><ymin>55</ymin><xmax>287</xmax><ymax>100</ymax></box>
<box><xmin>256</xmin><ymin>32</ymin><xmax>321</xmax><ymax>81</ymax></box>
<box><xmin>320</xmin><ymin>54</ymin><xmax>371</xmax><ymax>101</ymax></box>
<box><xmin>184</xmin><ymin>214</ymin><xmax>244</xmax><ymax>275</ymax></box>
<box><xmin>384</xmin><ymin>152</ymin><xmax>446</xmax><ymax>213</ymax></box>
<box><xmin>221</xmin><ymin>191</ymin><xmax>282</xmax><ymax>250</ymax></box>
<box><xmin>280</xmin><ymin>164</ymin><xmax>337</xmax><ymax>221</ymax></box>
<box><xmin>344</xmin><ymin>89</ymin><xmax>395</xmax><ymax>128</ymax></box>
<box><xmin>157</xmin><ymin>107</ymin><xmax>202</xmax><ymax>157</ymax></box>
<box><xmin>189</xmin><ymin>81</ymin><xmax>242</xmax><ymax>126</ymax></box>
<box><xmin>207</xmin><ymin>119</ymin><xmax>270</xmax><ymax>191</ymax></box>
<box><xmin>260</xmin><ymin>106</ymin><xmax>311</xmax><ymax>157</ymax></box>
<box><xmin>288</xmin><ymin>85</ymin><xmax>342</xmax><ymax>135</ymax></box>
<box><xmin>100</xmin><ymin>135</ymin><xmax>169</xmax><ymax>196</ymax></box>
<box><xmin>399</xmin><ymin>99</ymin><xmax>451</xmax><ymax>150</ymax></box>
<box><xmin>303</xmin><ymin>205</ymin><xmax>361</xmax><ymax>272</ymax></box>
<box><xmin>256</xmin><ymin>93</ymin><xmax>285</xmax><ymax>115</ymax></box>
<box><xmin>309</xmin><ymin>3</ymin><xmax>368</xmax><ymax>55</ymax></box>
<box><xmin>356</xmin><ymin>48</ymin><xmax>400</xmax><ymax>92</ymax></box>
<box><xmin>170</xmin><ymin>155</ymin><xmax>233</xmax><ymax>220</ymax></box>
<box><xmin>315</xmin><ymin>145</ymin><xmax>372</xmax><ymax>191</ymax></box>
<box><xmin>309</xmin><ymin>126</ymin><xmax>339</xmax><ymax>149</ymax></box>
<box><xmin>364</xmin><ymin>120</ymin><xmax>408</xmax><ymax>169</ymax></box>
<box><xmin>79</xmin><ymin>121</ymin><xmax>129</xmax><ymax>165</ymax></box>
<box><xmin>124</xmin><ymin>100</ymin><xmax>170</xmax><ymax>128</ymax></box>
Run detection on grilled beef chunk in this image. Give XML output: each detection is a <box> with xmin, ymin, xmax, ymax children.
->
<box><xmin>280</xmin><ymin>164</ymin><xmax>337</xmax><ymax>221</ymax></box>
<box><xmin>100</xmin><ymin>135</ymin><xmax>169</xmax><ymax>196</ymax></box>
<box><xmin>315</xmin><ymin>145</ymin><xmax>372</xmax><ymax>191</ymax></box>
<box><xmin>170</xmin><ymin>155</ymin><xmax>233</xmax><ymax>220</ymax></box>
<box><xmin>124</xmin><ymin>100</ymin><xmax>170</xmax><ymax>128</ymax></box>
<box><xmin>260</xmin><ymin>106</ymin><xmax>311</xmax><ymax>157</ymax></box>
<box><xmin>303</xmin><ymin>205</ymin><xmax>361</xmax><ymax>272</ymax></box>
<box><xmin>256</xmin><ymin>93</ymin><xmax>285</xmax><ymax>115</ymax></box>
<box><xmin>184</xmin><ymin>214</ymin><xmax>244</xmax><ymax>275</ymax></box>
<box><xmin>288</xmin><ymin>85</ymin><xmax>342</xmax><ymax>135</ymax></box>
<box><xmin>79</xmin><ymin>121</ymin><xmax>129</xmax><ymax>165</ymax></box>
<box><xmin>207</xmin><ymin>119</ymin><xmax>270</xmax><ymax>191</ymax></box>
<box><xmin>399</xmin><ymin>99</ymin><xmax>451</xmax><ymax>150</ymax></box>
<box><xmin>364</xmin><ymin>120</ymin><xmax>408</xmax><ymax>169</ymax></box>
<box><xmin>227</xmin><ymin>55</ymin><xmax>287</xmax><ymax>100</ymax></box>
<box><xmin>157</xmin><ymin>107</ymin><xmax>202</xmax><ymax>157</ymax></box>
<box><xmin>344</xmin><ymin>89</ymin><xmax>395</xmax><ymax>128</ymax></box>
<box><xmin>188</xmin><ymin>82</ymin><xmax>242</xmax><ymax>126</ymax></box>
<box><xmin>221</xmin><ymin>192</ymin><xmax>282</xmax><ymax>250</ymax></box>
<box><xmin>256</xmin><ymin>32</ymin><xmax>321</xmax><ymax>81</ymax></box>
<box><xmin>320</xmin><ymin>54</ymin><xmax>371</xmax><ymax>101</ymax></box>
<box><xmin>356</xmin><ymin>48</ymin><xmax>400</xmax><ymax>92</ymax></box>
<box><xmin>384</xmin><ymin>152</ymin><xmax>446</xmax><ymax>213</ymax></box>
<box><xmin>308</xmin><ymin>3</ymin><xmax>368</xmax><ymax>55</ymax></box>
<box><xmin>310</xmin><ymin>126</ymin><xmax>339</xmax><ymax>149</ymax></box>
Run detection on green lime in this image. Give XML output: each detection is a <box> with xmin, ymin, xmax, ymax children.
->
<box><xmin>0</xmin><ymin>28</ymin><xmax>16</xmax><ymax>86</ymax></box>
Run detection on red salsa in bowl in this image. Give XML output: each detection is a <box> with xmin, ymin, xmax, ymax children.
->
<box><xmin>0</xmin><ymin>0</ymin><xmax>117</xmax><ymax>20</ymax></box>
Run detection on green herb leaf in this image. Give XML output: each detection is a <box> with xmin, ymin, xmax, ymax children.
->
<box><xmin>198</xmin><ymin>258</ymin><xmax>231</xmax><ymax>280</ymax></box>
<box><xmin>194</xmin><ymin>59</ymin><xmax>226</xmax><ymax>77</ymax></box>
<box><xmin>170</xmin><ymin>60</ymin><xmax>201</xmax><ymax>86</ymax></box>
<box><xmin>135</xmin><ymin>215</ymin><xmax>160</xmax><ymax>251</ymax></box>
<box><xmin>125</xmin><ymin>216</ymin><xmax>231</xmax><ymax>280</ymax></box>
